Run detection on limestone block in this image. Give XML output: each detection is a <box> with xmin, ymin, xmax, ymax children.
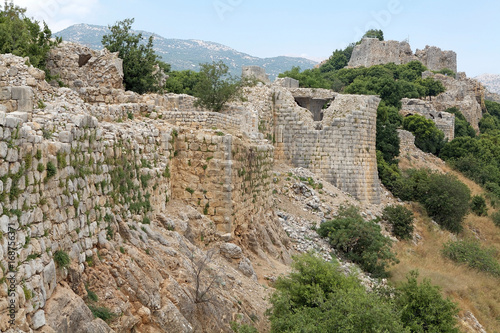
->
<box><xmin>238</xmin><ymin>257</ymin><xmax>257</xmax><ymax>280</ymax></box>
<box><xmin>0</xmin><ymin>87</ymin><xmax>11</xmax><ymax>100</ymax></box>
<box><xmin>11</xmin><ymin>86</ymin><xmax>33</xmax><ymax>112</ymax></box>
<box><xmin>9</xmin><ymin>111</ymin><xmax>29</xmax><ymax>122</ymax></box>
<box><xmin>0</xmin><ymin>215</ymin><xmax>9</xmax><ymax>233</ymax></box>
<box><xmin>42</xmin><ymin>261</ymin><xmax>57</xmax><ymax>299</ymax></box>
<box><xmin>220</xmin><ymin>242</ymin><xmax>243</xmax><ymax>259</ymax></box>
<box><xmin>5</xmin><ymin>115</ymin><xmax>22</xmax><ymax>128</ymax></box>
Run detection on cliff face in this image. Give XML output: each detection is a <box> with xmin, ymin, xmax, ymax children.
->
<box><xmin>425</xmin><ymin>72</ymin><xmax>485</xmax><ymax>131</ymax></box>
<box><xmin>348</xmin><ymin>38</ymin><xmax>457</xmax><ymax>73</ymax></box>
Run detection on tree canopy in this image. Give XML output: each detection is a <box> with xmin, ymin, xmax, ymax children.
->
<box><xmin>0</xmin><ymin>1</ymin><xmax>58</xmax><ymax>72</ymax></box>
<box><xmin>193</xmin><ymin>61</ymin><xmax>240</xmax><ymax>112</ymax></box>
<box><xmin>102</xmin><ymin>18</ymin><xmax>170</xmax><ymax>94</ymax></box>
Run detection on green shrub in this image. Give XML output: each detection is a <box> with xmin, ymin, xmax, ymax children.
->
<box><xmin>317</xmin><ymin>206</ymin><xmax>398</xmax><ymax>277</ymax></box>
<box><xmin>54</xmin><ymin>250</ymin><xmax>70</xmax><ymax>268</ymax></box>
<box><xmin>491</xmin><ymin>211</ymin><xmax>500</xmax><ymax>227</ymax></box>
<box><xmin>382</xmin><ymin>205</ymin><xmax>414</xmax><ymax>240</ymax></box>
<box><xmin>403</xmin><ymin>114</ymin><xmax>446</xmax><ymax>155</ymax></box>
<box><xmin>46</xmin><ymin>161</ymin><xmax>57</xmax><ymax>179</ymax></box>
<box><xmin>393</xmin><ymin>169</ymin><xmax>470</xmax><ymax>233</ymax></box>
<box><xmin>396</xmin><ymin>271</ymin><xmax>459</xmax><ymax>332</ymax></box>
<box><xmin>37</xmin><ymin>163</ymin><xmax>45</xmax><ymax>173</ymax></box>
<box><xmin>442</xmin><ymin>240</ymin><xmax>500</xmax><ymax>277</ymax></box>
<box><xmin>230</xmin><ymin>322</ymin><xmax>258</xmax><ymax>333</ymax></box>
<box><xmin>193</xmin><ymin>61</ymin><xmax>240</xmax><ymax>112</ymax></box>
<box><xmin>85</xmin><ymin>285</ymin><xmax>98</xmax><ymax>302</ymax></box>
<box><xmin>88</xmin><ymin>305</ymin><xmax>115</xmax><ymax>322</ymax></box>
<box><xmin>267</xmin><ymin>253</ymin><xmax>406</xmax><ymax>332</ymax></box>
<box><xmin>470</xmin><ymin>195</ymin><xmax>488</xmax><ymax>216</ymax></box>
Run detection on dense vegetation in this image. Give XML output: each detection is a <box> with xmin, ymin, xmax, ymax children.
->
<box><xmin>317</xmin><ymin>206</ymin><xmax>398</xmax><ymax>277</ymax></box>
<box><xmin>267</xmin><ymin>253</ymin><xmax>459</xmax><ymax>333</ymax></box>
<box><xmin>440</xmin><ymin>100</ymin><xmax>500</xmax><ymax>202</ymax></box>
<box><xmin>392</xmin><ymin>169</ymin><xmax>471</xmax><ymax>233</ymax></box>
<box><xmin>102</xmin><ymin>18</ymin><xmax>171</xmax><ymax>94</ymax></box>
<box><xmin>0</xmin><ymin>2</ymin><xmax>59</xmax><ymax>73</ymax></box>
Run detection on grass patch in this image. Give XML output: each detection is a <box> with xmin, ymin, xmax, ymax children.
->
<box><xmin>88</xmin><ymin>305</ymin><xmax>115</xmax><ymax>322</ymax></box>
<box><xmin>442</xmin><ymin>239</ymin><xmax>500</xmax><ymax>277</ymax></box>
<box><xmin>54</xmin><ymin>250</ymin><xmax>70</xmax><ymax>268</ymax></box>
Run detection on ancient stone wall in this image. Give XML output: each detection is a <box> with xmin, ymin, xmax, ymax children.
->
<box><xmin>348</xmin><ymin>38</ymin><xmax>415</xmax><ymax>68</ymax></box>
<box><xmin>274</xmin><ymin>92</ymin><xmax>381</xmax><ymax>204</ymax></box>
<box><xmin>242</xmin><ymin>66</ymin><xmax>270</xmax><ymax>84</ymax></box>
<box><xmin>170</xmin><ymin>130</ymin><xmax>273</xmax><ymax>234</ymax></box>
<box><xmin>401</xmin><ymin>98</ymin><xmax>455</xmax><ymax>140</ymax></box>
<box><xmin>415</xmin><ymin>45</ymin><xmax>457</xmax><ymax>73</ymax></box>
<box><xmin>162</xmin><ymin>111</ymin><xmax>242</xmax><ymax>133</ymax></box>
<box><xmin>46</xmin><ymin>42</ymin><xmax>124</xmax><ymax>89</ymax></box>
<box><xmin>348</xmin><ymin>38</ymin><xmax>457</xmax><ymax>73</ymax></box>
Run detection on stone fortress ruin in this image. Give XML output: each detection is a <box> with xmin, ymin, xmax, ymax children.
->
<box><xmin>0</xmin><ymin>37</ymin><xmax>489</xmax><ymax>331</ymax></box>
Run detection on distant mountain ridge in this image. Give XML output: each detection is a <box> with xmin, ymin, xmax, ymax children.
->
<box><xmin>54</xmin><ymin>24</ymin><xmax>317</xmax><ymax>80</ymax></box>
<box><xmin>475</xmin><ymin>73</ymin><xmax>500</xmax><ymax>95</ymax></box>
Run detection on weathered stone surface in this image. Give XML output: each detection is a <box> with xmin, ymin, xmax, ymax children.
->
<box><xmin>46</xmin><ymin>42</ymin><xmax>124</xmax><ymax>90</ymax></box>
<box><xmin>348</xmin><ymin>38</ymin><xmax>457</xmax><ymax>73</ymax></box>
<box><xmin>220</xmin><ymin>243</ymin><xmax>243</xmax><ymax>259</ymax></box>
<box><xmin>31</xmin><ymin>309</ymin><xmax>46</xmax><ymax>329</ymax></box>
<box><xmin>242</xmin><ymin>66</ymin><xmax>270</xmax><ymax>84</ymax></box>
<box><xmin>401</xmin><ymin>98</ymin><xmax>455</xmax><ymax>140</ymax></box>
<box><xmin>274</xmin><ymin>77</ymin><xmax>299</xmax><ymax>88</ymax></box>
<box><xmin>44</xmin><ymin>284</ymin><xmax>114</xmax><ymax>333</ymax></box>
<box><xmin>238</xmin><ymin>257</ymin><xmax>257</xmax><ymax>279</ymax></box>
<box><xmin>348</xmin><ymin>38</ymin><xmax>415</xmax><ymax>68</ymax></box>
<box><xmin>426</xmin><ymin>72</ymin><xmax>485</xmax><ymax>131</ymax></box>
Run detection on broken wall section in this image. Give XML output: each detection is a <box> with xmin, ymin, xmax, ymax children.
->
<box><xmin>46</xmin><ymin>42</ymin><xmax>124</xmax><ymax>90</ymax></box>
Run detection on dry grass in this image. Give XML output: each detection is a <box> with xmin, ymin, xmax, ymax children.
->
<box><xmin>389</xmin><ymin>201</ymin><xmax>500</xmax><ymax>332</ymax></box>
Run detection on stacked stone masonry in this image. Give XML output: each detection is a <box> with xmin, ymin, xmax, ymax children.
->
<box><xmin>400</xmin><ymin>98</ymin><xmax>455</xmax><ymax>140</ymax></box>
<box><xmin>348</xmin><ymin>38</ymin><xmax>457</xmax><ymax>73</ymax></box>
<box><xmin>46</xmin><ymin>42</ymin><xmax>124</xmax><ymax>89</ymax></box>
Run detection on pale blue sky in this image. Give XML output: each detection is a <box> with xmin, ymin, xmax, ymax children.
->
<box><xmin>13</xmin><ymin>0</ymin><xmax>500</xmax><ymax>77</ymax></box>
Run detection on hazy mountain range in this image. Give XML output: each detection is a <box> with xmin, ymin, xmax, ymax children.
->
<box><xmin>475</xmin><ymin>73</ymin><xmax>500</xmax><ymax>95</ymax></box>
<box><xmin>54</xmin><ymin>24</ymin><xmax>317</xmax><ymax>80</ymax></box>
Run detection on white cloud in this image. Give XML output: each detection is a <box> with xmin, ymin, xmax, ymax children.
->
<box><xmin>11</xmin><ymin>0</ymin><xmax>99</xmax><ymax>32</ymax></box>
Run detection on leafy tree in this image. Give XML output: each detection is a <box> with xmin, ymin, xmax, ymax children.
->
<box><xmin>363</xmin><ymin>29</ymin><xmax>384</xmax><ymax>41</ymax></box>
<box><xmin>392</xmin><ymin>169</ymin><xmax>470</xmax><ymax>233</ymax></box>
<box><xmin>317</xmin><ymin>206</ymin><xmax>398</xmax><ymax>277</ymax></box>
<box><xmin>423</xmin><ymin>172</ymin><xmax>471</xmax><ymax>233</ymax></box>
<box><xmin>396</xmin><ymin>271</ymin><xmax>459</xmax><ymax>332</ymax></box>
<box><xmin>383</xmin><ymin>205</ymin><xmax>414</xmax><ymax>240</ymax></box>
<box><xmin>0</xmin><ymin>1</ymin><xmax>58</xmax><ymax>72</ymax></box>
<box><xmin>193</xmin><ymin>61</ymin><xmax>240</xmax><ymax>112</ymax></box>
<box><xmin>165</xmin><ymin>70</ymin><xmax>200</xmax><ymax>95</ymax></box>
<box><xmin>415</xmin><ymin>77</ymin><xmax>445</xmax><ymax>101</ymax></box>
<box><xmin>102</xmin><ymin>18</ymin><xmax>170</xmax><ymax>94</ymax></box>
<box><xmin>403</xmin><ymin>115</ymin><xmax>446</xmax><ymax>155</ymax></box>
<box><xmin>267</xmin><ymin>253</ymin><xmax>406</xmax><ymax>333</ymax></box>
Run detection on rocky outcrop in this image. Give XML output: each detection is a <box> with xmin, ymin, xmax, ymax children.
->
<box><xmin>44</xmin><ymin>283</ymin><xmax>113</xmax><ymax>333</ymax></box>
<box><xmin>415</xmin><ymin>45</ymin><xmax>457</xmax><ymax>73</ymax></box>
<box><xmin>348</xmin><ymin>38</ymin><xmax>457</xmax><ymax>73</ymax></box>
<box><xmin>425</xmin><ymin>72</ymin><xmax>485</xmax><ymax>131</ymax></box>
